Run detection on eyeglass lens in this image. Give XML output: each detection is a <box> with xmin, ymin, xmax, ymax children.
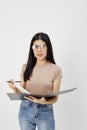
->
<box><xmin>32</xmin><ymin>44</ymin><xmax>46</xmax><ymax>50</ymax></box>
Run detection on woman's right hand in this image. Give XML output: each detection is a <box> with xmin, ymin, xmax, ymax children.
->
<box><xmin>8</xmin><ymin>79</ymin><xmax>16</xmax><ymax>90</ymax></box>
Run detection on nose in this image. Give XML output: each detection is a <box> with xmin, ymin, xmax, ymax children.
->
<box><xmin>38</xmin><ymin>46</ymin><xmax>42</xmax><ymax>51</ymax></box>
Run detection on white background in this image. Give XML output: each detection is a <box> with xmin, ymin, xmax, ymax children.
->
<box><xmin>0</xmin><ymin>0</ymin><xmax>87</xmax><ymax>130</ymax></box>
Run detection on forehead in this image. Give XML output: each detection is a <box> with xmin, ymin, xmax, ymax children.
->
<box><xmin>33</xmin><ymin>40</ymin><xmax>46</xmax><ymax>45</ymax></box>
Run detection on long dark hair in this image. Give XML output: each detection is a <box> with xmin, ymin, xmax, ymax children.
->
<box><xmin>24</xmin><ymin>32</ymin><xmax>56</xmax><ymax>82</ymax></box>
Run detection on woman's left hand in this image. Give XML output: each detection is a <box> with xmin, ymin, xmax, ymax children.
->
<box><xmin>24</xmin><ymin>96</ymin><xmax>46</xmax><ymax>104</ymax></box>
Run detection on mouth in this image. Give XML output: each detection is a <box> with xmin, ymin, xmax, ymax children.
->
<box><xmin>37</xmin><ymin>54</ymin><xmax>43</xmax><ymax>57</ymax></box>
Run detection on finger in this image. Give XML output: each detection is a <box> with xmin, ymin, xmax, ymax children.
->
<box><xmin>28</xmin><ymin>96</ymin><xmax>34</xmax><ymax>99</ymax></box>
<box><xmin>8</xmin><ymin>82</ymin><xmax>16</xmax><ymax>89</ymax></box>
<box><xmin>24</xmin><ymin>96</ymin><xmax>33</xmax><ymax>102</ymax></box>
<box><xmin>7</xmin><ymin>79</ymin><xmax>14</xmax><ymax>84</ymax></box>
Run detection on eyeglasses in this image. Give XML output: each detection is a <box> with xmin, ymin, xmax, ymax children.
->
<box><xmin>32</xmin><ymin>44</ymin><xmax>46</xmax><ymax>50</ymax></box>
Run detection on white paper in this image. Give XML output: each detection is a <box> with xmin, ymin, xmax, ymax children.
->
<box><xmin>15</xmin><ymin>82</ymin><xmax>31</xmax><ymax>94</ymax></box>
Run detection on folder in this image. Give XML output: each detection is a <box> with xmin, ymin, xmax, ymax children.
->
<box><xmin>7</xmin><ymin>87</ymin><xmax>77</xmax><ymax>100</ymax></box>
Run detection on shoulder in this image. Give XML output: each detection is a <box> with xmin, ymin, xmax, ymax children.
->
<box><xmin>22</xmin><ymin>63</ymin><xmax>27</xmax><ymax>70</ymax></box>
<box><xmin>20</xmin><ymin>63</ymin><xmax>27</xmax><ymax>76</ymax></box>
<box><xmin>48</xmin><ymin>62</ymin><xmax>62</xmax><ymax>79</ymax></box>
<box><xmin>48</xmin><ymin>62</ymin><xmax>62</xmax><ymax>72</ymax></box>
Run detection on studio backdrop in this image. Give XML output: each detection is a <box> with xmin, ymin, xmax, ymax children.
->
<box><xmin>0</xmin><ymin>0</ymin><xmax>87</xmax><ymax>130</ymax></box>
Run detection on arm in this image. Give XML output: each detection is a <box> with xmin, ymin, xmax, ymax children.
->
<box><xmin>8</xmin><ymin>80</ymin><xmax>21</xmax><ymax>93</ymax></box>
<box><xmin>8</xmin><ymin>80</ymin><xmax>26</xmax><ymax>94</ymax></box>
<box><xmin>42</xmin><ymin>77</ymin><xmax>62</xmax><ymax>104</ymax></box>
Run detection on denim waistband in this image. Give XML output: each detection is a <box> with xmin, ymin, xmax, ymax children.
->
<box><xmin>21</xmin><ymin>99</ymin><xmax>52</xmax><ymax>108</ymax></box>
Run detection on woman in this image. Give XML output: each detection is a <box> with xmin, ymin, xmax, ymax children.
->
<box><xmin>8</xmin><ymin>32</ymin><xmax>62</xmax><ymax>130</ymax></box>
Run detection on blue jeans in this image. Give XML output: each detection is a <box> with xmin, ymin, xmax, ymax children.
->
<box><xmin>18</xmin><ymin>100</ymin><xmax>55</xmax><ymax>130</ymax></box>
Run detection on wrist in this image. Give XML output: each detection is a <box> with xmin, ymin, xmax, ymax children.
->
<box><xmin>13</xmin><ymin>86</ymin><xmax>18</xmax><ymax>92</ymax></box>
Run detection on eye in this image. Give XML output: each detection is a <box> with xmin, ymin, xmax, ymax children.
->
<box><xmin>41</xmin><ymin>44</ymin><xmax>46</xmax><ymax>48</ymax></box>
<box><xmin>35</xmin><ymin>45</ymin><xmax>38</xmax><ymax>48</ymax></box>
<box><xmin>32</xmin><ymin>45</ymin><xmax>38</xmax><ymax>49</ymax></box>
<box><xmin>40</xmin><ymin>44</ymin><xmax>44</xmax><ymax>48</ymax></box>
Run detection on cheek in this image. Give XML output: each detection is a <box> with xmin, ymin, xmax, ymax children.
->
<box><xmin>44</xmin><ymin>49</ymin><xmax>47</xmax><ymax>56</ymax></box>
<box><xmin>45</xmin><ymin>51</ymin><xmax>47</xmax><ymax>56</ymax></box>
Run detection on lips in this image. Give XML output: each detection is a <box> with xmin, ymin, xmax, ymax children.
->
<box><xmin>37</xmin><ymin>54</ymin><xmax>43</xmax><ymax>57</ymax></box>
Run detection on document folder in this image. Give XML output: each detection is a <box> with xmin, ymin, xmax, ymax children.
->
<box><xmin>7</xmin><ymin>87</ymin><xmax>77</xmax><ymax>100</ymax></box>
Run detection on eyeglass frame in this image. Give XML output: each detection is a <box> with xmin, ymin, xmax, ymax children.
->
<box><xmin>32</xmin><ymin>44</ymin><xmax>47</xmax><ymax>50</ymax></box>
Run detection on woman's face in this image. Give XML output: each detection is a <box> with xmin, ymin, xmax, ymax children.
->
<box><xmin>32</xmin><ymin>40</ymin><xmax>47</xmax><ymax>61</ymax></box>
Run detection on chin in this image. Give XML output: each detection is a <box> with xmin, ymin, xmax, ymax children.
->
<box><xmin>37</xmin><ymin>56</ymin><xmax>46</xmax><ymax>60</ymax></box>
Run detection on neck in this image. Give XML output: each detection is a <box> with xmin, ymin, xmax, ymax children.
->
<box><xmin>36</xmin><ymin>59</ymin><xmax>48</xmax><ymax>66</ymax></box>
